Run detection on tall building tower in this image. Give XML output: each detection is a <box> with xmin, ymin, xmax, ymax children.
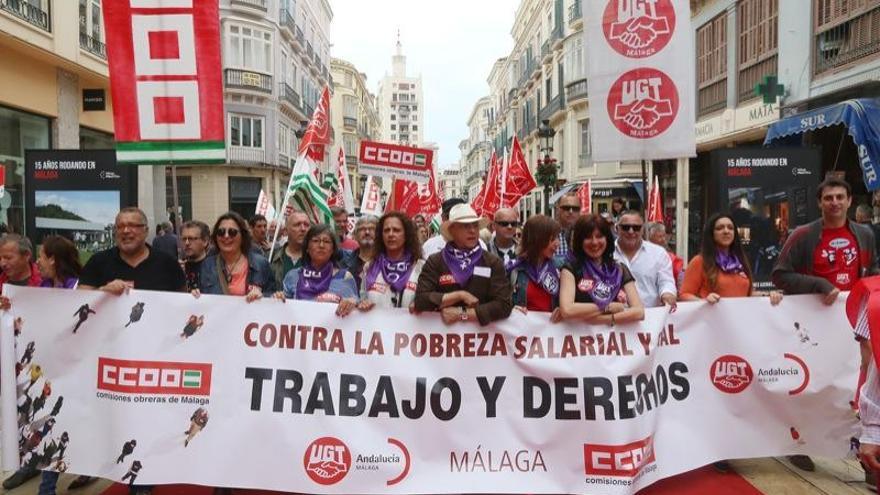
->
<box><xmin>377</xmin><ymin>33</ymin><xmax>424</xmax><ymax>146</ymax></box>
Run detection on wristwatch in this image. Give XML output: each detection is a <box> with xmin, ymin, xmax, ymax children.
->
<box><xmin>460</xmin><ymin>307</ymin><xmax>468</xmax><ymax>321</ymax></box>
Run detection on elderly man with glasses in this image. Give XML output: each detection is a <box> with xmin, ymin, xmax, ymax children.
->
<box><xmin>613</xmin><ymin>210</ymin><xmax>677</xmax><ymax>311</ymax></box>
<box><xmin>489</xmin><ymin>208</ymin><xmax>520</xmax><ymax>266</ymax></box>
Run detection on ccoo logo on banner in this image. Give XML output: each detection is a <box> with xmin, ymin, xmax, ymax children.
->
<box><xmin>102</xmin><ymin>0</ymin><xmax>226</xmax><ymax>165</ymax></box>
<box><xmin>586</xmin><ymin>0</ymin><xmax>696</xmax><ymax>161</ymax></box>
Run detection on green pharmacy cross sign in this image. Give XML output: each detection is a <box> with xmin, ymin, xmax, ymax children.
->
<box><xmin>755</xmin><ymin>75</ymin><xmax>785</xmax><ymax>105</ymax></box>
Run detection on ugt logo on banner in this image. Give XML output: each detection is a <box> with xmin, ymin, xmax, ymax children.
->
<box><xmin>602</xmin><ymin>0</ymin><xmax>676</xmax><ymax>58</ymax></box>
<box><xmin>103</xmin><ymin>0</ymin><xmax>226</xmax><ymax>164</ymax></box>
<box><xmin>608</xmin><ymin>68</ymin><xmax>679</xmax><ymax>138</ymax></box>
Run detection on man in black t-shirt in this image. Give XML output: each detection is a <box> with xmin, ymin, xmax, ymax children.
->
<box><xmin>180</xmin><ymin>220</ymin><xmax>210</xmax><ymax>291</ymax></box>
<box><xmin>80</xmin><ymin>208</ymin><xmax>185</xmax><ymax>293</ymax></box>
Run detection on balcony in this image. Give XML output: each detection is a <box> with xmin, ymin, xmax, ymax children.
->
<box><xmin>230</xmin><ymin>0</ymin><xmax>267</xmax><ymax>12</ymax></box>
<box><xmin>551</xmin><ymin>24</ymin><xmax>563</xmax><ymax>44</ymax></box>
<box><xmin>345</xmin><ymin>154</ymin><xmax>357</xmax><ymax>166</ymax></box>
<box><xmin>541</xmin><ymin>40</ymin><xmax>551</xmax><ymax>62</ymax></box>
<box><xmin>279</xmin><ymin>9</ymin><xmax>295</xmax><ymax>41</ymax></box>
<box><xmin>565</xmin><ymin>78</ymin><xmax>587</xmax><ymax>103</ymax></box>
<box><xmin>1</xmin><ymin>0</ymin><xmax>50</xmax><ymax>32</ymax></box>
<box><xmin>228</xmin><ymin>146</ymin><xmax>267</xmax><ymax>165</ymax></box>
<box><xmin>343</xmin><ymin>116</ymin><xmax>357</xmax><ymax>129</ymax></box>
<box><xmin>79</xmin><ymin>32</ymin><xmax>106</xmax><ymax>59</ymax></box>
<box><xmin>568</xmin><ymin>0</ymin><xmax>582</xmax><ymax>27</ymax></box>
<box><xmin>225</xmin><ymin>68</ymin><xmax>272</xmax><ymax>94</ymax></box>
<box><xmin>814</xmin><ymin>5</ymin><xmax>880</xmax><ymax>76</ymax></box>
<box><xmin>539</xmin><ymin>93</ymin><xmax>565</xmax><ymax>122</ymax></box>
<box><xmin>277</xmin><ymin>153</ymin><xmax>290</xmax><ymax>169</ymax></box>
<box><xmin>279</xmin><ymin>82</ymin><xmax>303</xmax><ymax>113</ymax></box>
<box><xmin>306</xmin><ymin>41</ymin><xmax>314</xmax><ymax>60</ymax></box>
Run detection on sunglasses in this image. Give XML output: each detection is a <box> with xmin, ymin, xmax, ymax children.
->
<box><xmin>216</xmin><ymin>228</ymin><xmax>240</xmax><ymax>238</ymax></box>
<box><xmin>559</xmin><ymin>206</ymin><xmax>580</xmax><ymax>212</ymax></box>
<box><xmin>495</xmin><ymin>221</ymin><xmax>519</xmax><ymax>228</ymax></box>
<box><xmin>619</xmin><ymin>224</ymin><xmax>643</xmax><ymax>232</ymax></box>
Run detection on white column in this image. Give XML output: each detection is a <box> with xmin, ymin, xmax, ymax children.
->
<box><xmin>675</xmin><ymin>157</ymin><xmax>690</xmax><ymax>259</ymax></box>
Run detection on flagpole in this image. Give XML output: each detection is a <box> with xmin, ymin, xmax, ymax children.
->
<box><xmin>267</xmin><ymin>157</ymin><xmax>297</xmax><ymax>263</ymax></box>
<box><xmin>640</xmin><ymin>159</ymin><xmax>648</xmax><ymax>219</ymax></box>
<box><xmin>501</xmin><ymin>146</ymin><xmax>509</xmax><ymax>208</ymax></box>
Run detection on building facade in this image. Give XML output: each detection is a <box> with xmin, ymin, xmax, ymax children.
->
<box><xmin>377</xmin><ymin>37</ymin><xmax>424</xmax><ymax>146</ymax></box>
<box><xmin>459</xmin><ymin>96</ymin><xmax>493</xmax><ymax>202</ymax></box>
<box><xmin>173</xmin><ymin>0</ymin><xmax>333</xmax><ymax>224</ymax></box>
<box><xmin>440</xmin><ymin>167</ymin><xmax>463</xmax><ymax>202</ymax></box>
<box><xmin>330</xmin><ymin>57</ymin><xmax>381</xmax><ymax>204</ymax></box>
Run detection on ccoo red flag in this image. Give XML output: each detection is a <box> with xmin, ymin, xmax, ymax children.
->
<box><xmin>387</xmin><ymin>169</ymin><xmax>442</xmax><ymax>217</ymax></box>
<box><xmin>502</xmin><ymin>136</ymin><xmax>537</xmax><ymax>208</ymax></box>
<box><xmin>298</xmin><ymin>86</ymin><xmax>331</xmax><ymax>162</ymax></box>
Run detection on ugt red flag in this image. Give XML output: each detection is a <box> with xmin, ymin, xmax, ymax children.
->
<box><xmin>479</xmin><ymin>150</ymin><xmax>504</xmax><ymax>217</ymax></box>
<box><xmin>387</xmin><ymin>170</ymin><xmax>442</xmax><ymax>217</ymax></box>
<box><xmin>470</xmin><ymin>150</ymin><xmax>495</xmax><ymax>215</ymax></box>
<box><xmin>102</xmin><ymin>0</ymin><xmax>225</xmax><ymax>164</ymax></box>
<box><xmin>647</xmin><ymin>176</ymin><xmax>664</xmax><ymax>223</ymax></box>
<box><xmin>502</xmin><ymin>136</ymin><xmax>537</xmax><ymax>208</ymax></box>
<box><xmin>298</xmin><ymin>87</ymin><xmax>332</xmax><ymax>162</ymax></box>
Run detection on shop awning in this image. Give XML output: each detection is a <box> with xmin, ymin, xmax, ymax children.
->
<box><xmin>764</xmin><ymin>98</ymin><xmax>880</xmax><ymax>191</ymax></box>
<box><xmin>547</xmin><ymin>179</ymin><xmax>644</xmax><ymax>205</ymax></box>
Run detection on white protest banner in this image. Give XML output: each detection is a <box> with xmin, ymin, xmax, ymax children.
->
<box><xmin>585</xmin><ymin>0</ymin><xmax>696</xmax><ymax>161</ymax></box>
<box><xmin>360</xmin><ymin>176</ymin><xmax>384</xmax><ymax>217</ymax></box>
<box><xmin>358</xmin><ymin>141</ymin><xmax>433</xmax><ymax>183</ymax></box>
<box><xmin>1</xmin><ymin>286</ymin><xmax>858</xmax><ymax>493</ymax></box>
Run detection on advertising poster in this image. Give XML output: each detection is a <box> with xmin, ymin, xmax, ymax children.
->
<box><xmin>711</xmin><ymin>148</ymin><xmax>821</xmax><ymax>289</ymax></box>
<box><xmin>25</xmin><ymin>150</ymin><xmax>135</xmax><ymax>254</ymax></box>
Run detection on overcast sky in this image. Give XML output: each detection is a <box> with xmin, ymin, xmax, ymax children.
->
<box><xmin>329</xmin><ymin>0</ymin><xmax>516</xmax><ymax>169</ymax></box>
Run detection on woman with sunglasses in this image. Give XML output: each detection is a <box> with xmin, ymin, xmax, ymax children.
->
<box><xmin>680</xmin><ymin>212</ymin><xmax>783</xmax><ymax>305</ymax></box>
<box><xmin>508</xmin><ymin>215</ymin><xmax>564</xmax><ymax>322</ymax></box>
<box><xmin>276</xmin><ymin>224</ymin><xmax>359</xmax><ymax>317</ymax></box>
<box><xmin>559</xmin><ymin>214</ymin><xmax>644</xmax><ymax>325</ymax></box>
<box><xmin>358</xmin><ymin>212</ymin><xmax>424</xmax><ymax>311</ymax></box>
<box><xmin>195</xmin><ymin>212</ymin><xmax>275</xmax><ymax>301</ymax></box>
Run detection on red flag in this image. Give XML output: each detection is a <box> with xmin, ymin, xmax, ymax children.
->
<box><xmin>470</xmin><ymin>150</ymin><xmax>493</xmax><ymax>215</ymax></box>
<box><xmin>502</xmin><ymin>136</ymin><xmax>537</xmax><ymax>208</ymax></box>
<box><xmin>386</xmin><ymin>169</ymin><xmax>442</xmax><ymax>217</ymax></box>
<box><xmin>298</xmin><ymin>86</ymin><xmax>331</xmax><ymax>162</ymax></box>
<box><xmin>421</xmin><ymin>169</ymin><xmax>442</xmax><ymax>216</ymax></box>
<box><xmin>647</xmin><ymin>175</ymin><xmax>664</xmax><ymax>223</ymax></box>
<box><xmin>478</xmin><ymin>151</ymin><xmax>503</xmax><ymax>217</ymax></box>
<box><xmin>578</xmin><ymin>179</ymin><xmax>592</xmax><ymax>215</ymax></box>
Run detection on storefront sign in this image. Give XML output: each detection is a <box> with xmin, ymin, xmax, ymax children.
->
<box><xmin>24</xmin><ymin>150</ymin><xmax>134</xmax><ymax>249</ymax></box>
<box><xmin>82</xmin><ymin>89</ymin><xmax>106</xmax><ymax>112</ymax></box>
<box><xmin>696</xmin><ymin>101</ymin><xmax>779</xmax><ymax>145</ymax></box>
<box><xmin>711</xmin><ymin>147</ymin><xmax>820</xmax><ymax>290</ymax></box>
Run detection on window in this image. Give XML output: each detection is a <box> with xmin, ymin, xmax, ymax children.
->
<box><xmin>391</xmin><ymin>134</ymin><xmax>396</xmax><ymax>140</ymax></box>
<box><xmin>343</xmin><ymin>95</ymin><xmax>357</xmax><ymax>118</ymax></box>
<box><xmin>279</xmin><ymin>123</ymin><xmax>290</xmax><ymax>156</ymax></box>
<box><xmin>412</xmin><ymin>125</ymin><xmax>418</xmax><ymax>131</ymax></box>
<box><xmin>736</xmin><ymin>0</ymin><xmax>778</xmax><ymax>102</ymax></box>
<box><xmin>343</xmin><ymin>134</ymin><xmax>357</xmax><ymax>156</ymax></box>
<box><xmin>697</xmin><ymin>12</ymin><xmax>728</xmax><ymax>115</ymax></box>
<box><xmin>229</xmin><ymin>177</ymin><xmax>262</xmax><ymax>220</ymax></box>
<box><xmin>390</xmin><ymin>115</ymin><xmax>396</xmax><ymax>121</ymax></box>
<box><xmin>280</xmin><ymin>49</ymin><xmax>288</xmax><ymax>84</ymax></box>
<box><xmin>390</xmin><ymin>124</ymin><xmax>396</xmax><ymax>130</ymax></box>
<box><xmin>227</xmin><ymin>24</ymin><xmax>272</xmax><ymax>73</ymax></box>
<box><xmin>0</xmin><ymin>105</ymin><xmax>50</xmax><ymax>233</ymax></box>
<box><xmin>813</xmin><ymin>0</ymin><xmax>880</xmax><ymax>75</ymax></box>
<box><xmin>578</xmin><ymin>120</ymin><xmax>591</xmax><ymax>168</ymax></box>
<box><xmin>165</xmin><ymin>174</ymin><xmax>192</xmax><ymax>222</ymax></box>
<box><xmin>230</xmin><ymin>115</ymin><xmax>264</xmax><ymax>148</ymax></box>
<box><xmin>80</xmin><ymin>127</ymin><xmax>114</xmax><ymax>149</ymax></box>
<box><xmin>564</xmin><ymin>35</ymin><xmax>585</xmax><ymax>84</ymax></box>
<box><xmin>344</xmin><ymin>72</ymin><xmax>353</xmax><ymax>87</ymax></box>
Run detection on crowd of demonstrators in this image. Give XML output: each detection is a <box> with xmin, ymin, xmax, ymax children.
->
<box><xmin>414</xmin><ymin>204</ymin><xmax>513</xmax><ymax>325</ymax></box>
<box><xmin>559</xmin><ymin>215</ymin><xmax>644</xmax><ymax>325</ymax></box>
<box><xmin>359</xmin><ymin>212</ymin><xmax>424</xmax><ymax>311</ymax></box>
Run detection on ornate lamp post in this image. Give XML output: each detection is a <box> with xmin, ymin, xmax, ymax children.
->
<box><xmin>535</xmin><ymin>119</ymin><xmax>558</xmax><ymax>215</ymax></box>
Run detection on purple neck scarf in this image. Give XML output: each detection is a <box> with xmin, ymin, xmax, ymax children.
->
<box><xmin>511</xmin><ymin>258</ymin><xmax>560</xmax><ymax>296</ymax></box>
<box><xmin>296</xmin><ymin>262</ymin><xmax>334</xmax><ymax>300</ymax></box>
<box><xmin>40</xmin><ymin>277</ymin><xmax>78</xmax><ymax>289</ymax></box>
<box><xmin>715</xmin><ymin>251</ymin><xmax>744</xmax><ymax>274</ymax></box>
<box><xmin>582</xmin><ymin>259</ymin><xmax>622</xmax><ymax>311</ymax></box>
<box><xmin>365</xmin><ymin>252</ymin><xmax>414</xmax><ymax>294</ymax></box>
<box><xmin>442</xmin><ymin>243</ymin><xmax>484</xmax><ymax>287</ymax></box>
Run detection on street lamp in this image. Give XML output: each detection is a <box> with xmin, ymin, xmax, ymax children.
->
<box><xmin>535</xmin><ymin>119</ymin><xmax>557</xmax><ymax>215</ymax></box>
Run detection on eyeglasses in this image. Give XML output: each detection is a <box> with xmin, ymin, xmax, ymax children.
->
<box><xmin>181</xmin><ymin>236</ymin><xmax>203</xmax><ymax>243</ymax></box>
<box><xmin>310</xmin><ymin>237</ymin><xmax>333</xmax><ymax>245</ymax></box>
<box><xmin>495</xmin><ymin>221</ymin><xmax>519</xmax><ymax>228</ymax></box>
<box><xmin>216</xmin><ymin>228</ymin><xmax>240</xmax><ymax>238</ymax></box>
<box><xmin>559</xmin><ymin>206</ymin><xmax>580</xmax><ymax>213</ymax></box>
<box><xmin>115</xmin><ymin>223</ymin><xmax>145</xmax><ymax>232</ymax></box>
<box><xmin>619</xmin><ymin>224</ymin><xmax>643</xmax><ymax>232</ymax></box>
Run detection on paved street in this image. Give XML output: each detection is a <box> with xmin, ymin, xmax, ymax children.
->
<box><xmin>0</xmin><ymin>457</ymin><xmax>874</xmax><ymax>494</ymax></box>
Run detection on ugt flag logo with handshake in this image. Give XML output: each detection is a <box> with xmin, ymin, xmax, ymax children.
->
<box><xmin>607</xmin><ymin>68</ymin><xmax>679</xmax><ymax>139</ymax></box>
<box><xmin>602</xmin><ymin>0</ymin><xmax>676</xmax><ymax>58</ymax></box>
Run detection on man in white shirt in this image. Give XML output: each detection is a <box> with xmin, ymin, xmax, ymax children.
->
<box><xmin>613</xmin><ymin>210</ymin><xmax>677</xmax><ymax>310</ymax></box>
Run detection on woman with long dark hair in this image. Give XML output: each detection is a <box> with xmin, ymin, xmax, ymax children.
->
<box><xmin>359</xmin><ymin>212</ymin><xmax>424</xmax><ymax>311</ymax></box>
<box><xmin>196</xmin><ymin>212</ymin><xmax>274</xmax><ymax>301</ymax></box>
<box><xmin>559</xmin><ymin>215</ymin><xmax>644</xmax><ymax>325</ymax></box>
<box><xmin>680</xmin><ymin>213</ymin><xmax>782</xmax><ymax>305</ymax></box>
<box><xmin>38</xmin><ymin>235</ymin><xmax>82</xmax><ymax>288</ymax></box>
<box><xmin>276</xmin><ymin>224</ymin><xmax>358</xmax><ymax>316</ymax></box>
<box><xmin>508</xmin><ymin>215</ymin><xmax>563</xmax><ymax>322</ymax></box>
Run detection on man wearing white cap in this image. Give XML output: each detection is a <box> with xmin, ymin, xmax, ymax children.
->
<box><xmin>415</xmin><ymin>204</ymin><xmax>513</xmax><ymax>325</ymax></box>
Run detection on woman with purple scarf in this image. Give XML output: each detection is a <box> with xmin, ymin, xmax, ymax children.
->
<box><xmin>681</xmin><ymin>213</ymin><xmax>783</xmax><ymax>305</ymax></box>
<box><xmin>508</xmin><ymin>215</ymin><xmax>564</xmax><ymax>322</ymax></box>
<box><xmin>559</xmin><ymin>215</ymin><xmax>644</xmax><ymax>325</ymax></box>
<box><xmin>359</xmin><ymin>212</ymin><xmax>425</xmax><ymax>311</ymax></box>
<box><xmin>414</xmin><ymin>204</ymin><xmax>513</xmax><ymax>325</ymax></box>
<box><xmin>276</xmin><ymin>224</ymin><xmax>359</xmax><ymax>316</ymax></box>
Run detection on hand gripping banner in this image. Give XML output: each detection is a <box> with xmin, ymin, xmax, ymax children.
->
<box><xmin>102</xmin><ymin>0</ymin><xmax>225</xmax><ymax>164</ymax></box>
<box><xmin>0</xmin><ymin>287</ymin><xmax>859</xmax><ymax>493</ymax></box>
